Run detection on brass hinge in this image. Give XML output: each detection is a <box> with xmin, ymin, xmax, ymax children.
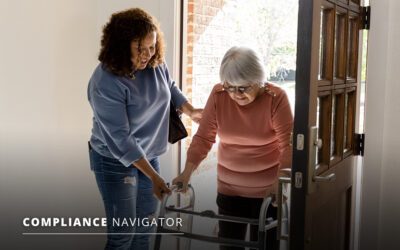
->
<box><xmin>360</xmin><ymin>6</ymin><xmax>371</xmax><ymax>30</ymax></box>
<box><xmin>354</xmin><ymin>133</ymin><xmax>365</xmax><ymax>156</ymax></box>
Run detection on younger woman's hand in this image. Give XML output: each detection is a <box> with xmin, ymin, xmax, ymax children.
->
<box><xmin>151</xmin><ymin>175</ymin><xmax>171</xmax><ymax>200</ymax></box>
<box><xmin>189</xmin><ymin>108</ymin><xmax>203</xmax><ymax>123</ymax></box>
<box><xmin>179</xmin><ymin>101</ymin><xmax>203</xmax><ymax>123</ymax></box>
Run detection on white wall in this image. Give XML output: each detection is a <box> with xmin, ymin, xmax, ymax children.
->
<box><xmin>0</xmin><ymin>1</ymin><xmax>179</xmax><ymax>249</ymax></box>
<box><xmin>376</xmin><ymin>0</ymin><xmax>400</xmax><ymax>248</ymax></box>
<box><xmin>359</xmin><ymin>0</ymin><xmax>400</xmax><ymax>249</ymax></box>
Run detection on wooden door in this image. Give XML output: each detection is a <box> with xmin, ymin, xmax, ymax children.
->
<box><xmin>289</xmin><ymin>0</ymin><xmax>367</xmax><ymax>249</ymax></box>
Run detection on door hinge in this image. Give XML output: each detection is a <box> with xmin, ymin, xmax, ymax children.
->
<box><xmin>354</xmin><ymin>133</ymin><xmax>365</xmax><ymax>156</ymax></box>
<box><xmin>360</xmin><ymin>6</ymin><xmax>371</xmax><ymax>30</ymax></box>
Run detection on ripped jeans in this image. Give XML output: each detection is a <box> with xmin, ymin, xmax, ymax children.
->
<box><xmin>89</xmin><ymin>147</ymin><xmax>158</xmax><ymax>250</ymax></box>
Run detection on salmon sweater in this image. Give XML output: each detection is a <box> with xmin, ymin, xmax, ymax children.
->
<box><xmin>186</xmin><ymin>83</ymin><xmax>293</xmax><ymax>198</ymax></box>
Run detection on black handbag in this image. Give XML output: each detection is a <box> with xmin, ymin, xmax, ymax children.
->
<box><xmin>168</xmin><ymin>101</ymin><xmax>188</xmax><ymax>144</ymax></box>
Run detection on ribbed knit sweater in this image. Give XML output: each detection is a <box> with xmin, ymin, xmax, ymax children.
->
<box><xmin>186</xmin><ymin>83</ymin><xmax>293</xmax><ymax>198</ymax></box>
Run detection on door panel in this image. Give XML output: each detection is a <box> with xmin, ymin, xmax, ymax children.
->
<box><xmin>290</xmin><ymin>0</ymin><xmax>365</xmax><ymax>249</ymax></box>
<box><xmin>306</xmin><ymin>157</ymin><xmax>354</xmax><ymax>250</ymax></box>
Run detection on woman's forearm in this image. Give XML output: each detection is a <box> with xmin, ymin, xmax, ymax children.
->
<box><xmin>132</xmin><ymin>157</ymin><xmax>163</xmax><ymax>182</ymax></box>
<box><xmin>182</xmin><ymin>161</ymin><xmax>197</xmax><ymax>175</ymax></box>
<box><xmin>179</xmin><ymin>101</ymin><xmax>203</xmax><ymax>123</ymax></box>
<box><xmin>179</xmin><ymin>101</ymin><xmax>194</xmax><ymax>116</ymax></box>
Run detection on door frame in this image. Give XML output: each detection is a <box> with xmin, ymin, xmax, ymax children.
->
<box><xmin>290</xmin><ymin>0</ymin><xmax>315</xmax><ymax>247</ymax></box>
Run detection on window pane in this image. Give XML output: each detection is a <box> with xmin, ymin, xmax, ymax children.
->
<box><xmin>318</xmin><ymin>7</ymin><xmax>334</xmax><ymax>81</ymax></box>
<box><xmin>334</xmin><ymin>11</ymin><xmax>346</xmax><ymax>80</ymax></box>
<box><xmin>317</xmin><ymin>94</ymin><xmax>331</xmax><ymax>167</ymax></box>
<box><xmin>343</xmin><ymin>93</ymin><xmax>348</xmax><ymax>151</ymax></box>
<box><xmin>347</xmin><ymin>15</ymin><xmax>359</xmax><ymax>79</ymax></box>
<box><xmin>330</xmin><ymin>95</ymin><xmax>336</xmax><ymax>157</ymax></box>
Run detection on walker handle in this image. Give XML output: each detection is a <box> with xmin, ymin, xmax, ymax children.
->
<box><xmin>277</xmin><ymin>176</ymin><xmax>290</xmax><ymax>241</ymax></box>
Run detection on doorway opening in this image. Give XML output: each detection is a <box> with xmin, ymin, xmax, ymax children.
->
<box><xmin>179</xmin><ymin>0</ymin><xmax>298</xmax><ymax>248</ymax></box>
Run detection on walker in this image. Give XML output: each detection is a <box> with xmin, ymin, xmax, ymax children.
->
<box><xmin>154</xmin><ymin>176</ymin><xmax>290</xmax><ymax>250</ymax></box>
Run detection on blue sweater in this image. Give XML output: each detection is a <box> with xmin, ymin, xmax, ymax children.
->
<box><xmin>88</xmin><ymin>63</ymin><xmax>187</xmax><ymax>167</ymax></box>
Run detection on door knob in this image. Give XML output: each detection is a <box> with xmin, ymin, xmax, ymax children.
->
<box><xmin>314</xmin><ymin>138</ymin><xmax>323</xmax><ymax>149</ymax></box>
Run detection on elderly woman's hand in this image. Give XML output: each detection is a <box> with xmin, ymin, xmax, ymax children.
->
<box><xmin>172</xmin><ymin>162</ymin><xmax>196</xmax><ymax>193</ymax></box>
<box><xmin>172</xmin><ymin>173</ymin><xmax>191</xmax><ymax>193</ymax></box>
<box><xmin>269</xmin><ymin>181</ymin><xmax>279</xmax><ymax>207</ymax></box>
<box><xmin>270</xmin><ymin>168</ymin><xmax>291</xmax><ymax>207</ymax></box>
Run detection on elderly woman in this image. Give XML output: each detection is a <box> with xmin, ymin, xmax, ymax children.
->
<box><xmin>173</xmin><ymin>47</ymin><xmax>293</xmax><ymax>250</ymax></box>
<box><xmin>87</xmin><ymin>8</ymin><xmax>202</xmax><ymax>250</ymax></box>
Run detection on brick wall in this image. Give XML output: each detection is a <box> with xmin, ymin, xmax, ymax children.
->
<box><xmin>183</xmin><ymin>0</ymin><xmax>229</xmax><ymax>171</ymax></box>
<box><xmin>184</xmin><ymin>0</ymin><xmax>226</xmax><ymax>143</ymax></box>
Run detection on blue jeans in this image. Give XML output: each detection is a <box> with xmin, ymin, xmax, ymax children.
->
<box><xmin>89</xmin><ymin>147</ymin><xmax>158</xmax><ymax>250</ymax></box>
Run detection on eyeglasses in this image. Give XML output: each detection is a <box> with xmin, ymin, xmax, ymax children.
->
<box><xmin>223</xmin><ymin>83</ymin><xmax>254</xmax><ymax>94</ymax></box>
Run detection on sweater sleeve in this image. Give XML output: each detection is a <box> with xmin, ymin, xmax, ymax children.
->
<box><xmin>89</xmin><ymin>79</ymin><xmax>145</xmax><ymax>167</ymax></box>
<box><xmin>186</xmin><ymin>85</ymin><xmax>219</xmax><ymax>168</ymax></box>
<box><xmin>162</xmin><ymin>64</ymin><xmax>187</xmax><ymax>107</ymax></box>
<box><xmin>271</xmin><ymin>88</ymin><xmax>294</xmax><ymax>170</ymax></box>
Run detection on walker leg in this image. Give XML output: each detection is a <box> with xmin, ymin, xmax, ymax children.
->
<box><xmin>259</xmin><ymin>231</ymin><xmax>266</xmax><ymax>250</ymax></box>
<box><xmin>154</xmin><ymin>233</ymin><xmax>162</xmax><ymax>250</ymax></box>
<box><xmin>184</xmin><ymin>186</ymin><xmax>196</xmax><ymax>250</ymax></box>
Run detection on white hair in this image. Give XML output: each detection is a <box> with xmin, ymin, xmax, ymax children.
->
<box><xmin>219</xmin><ymin>46</ymin><xmax>265</xmax><ymax>86</ymax></box>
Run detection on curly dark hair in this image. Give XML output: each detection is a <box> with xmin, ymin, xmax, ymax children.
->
<box><xmin>98</xmin><ymin>8</ymin><xmax>165</xmax><ymax>76</ymax></box>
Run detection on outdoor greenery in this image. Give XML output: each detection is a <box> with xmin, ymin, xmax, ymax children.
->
<box><xmin>221</xmin><ymin>0</ymin><xmax>298</xmax><ymax>80</ymax></box>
